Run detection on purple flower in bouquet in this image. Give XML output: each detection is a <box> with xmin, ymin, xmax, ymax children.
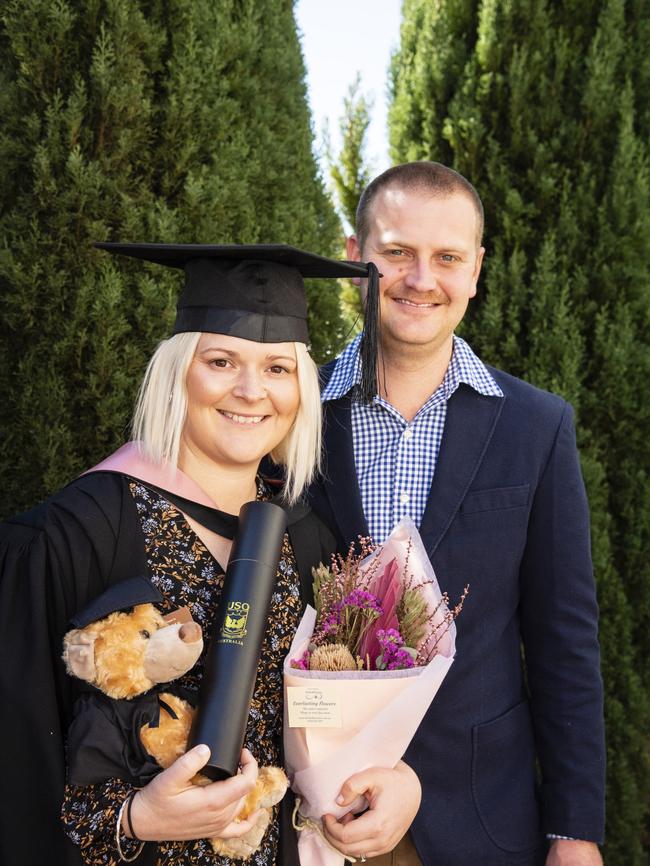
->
<box><xmin>376</xmin><ymin>628</ymin><xmax>417</xmax><ymax>670</ymax></box>
<box><xmin>320</xmin><ymin>602</ymin><xmax>343</xmax><ymax>638</ymax></box>
<box><xmin>290</xmin><ymin>649</ymin><xmax>311</xmax><ymax>670</ymax></box>
<box><xmin>341</xmin><ymin>589</ymin><xmax>382</xmax><ymax>612</ymax></box>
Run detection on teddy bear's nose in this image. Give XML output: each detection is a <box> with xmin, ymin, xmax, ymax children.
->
<box><xmin>179</xmin><ymin>621</ymin><xmax>202</xmax><ymax>644</ymax></box>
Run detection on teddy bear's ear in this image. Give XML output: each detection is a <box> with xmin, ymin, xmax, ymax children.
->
<box><xmin>62</xmin><ymin>630</ymin><xmax>98</xmax><ymax>682</ymax></box>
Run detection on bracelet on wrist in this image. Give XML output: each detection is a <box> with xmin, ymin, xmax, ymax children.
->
<box><xmin>116</xmin><ymin>792</ymin><xmax>145</xmax><ymax>863</ymax></box>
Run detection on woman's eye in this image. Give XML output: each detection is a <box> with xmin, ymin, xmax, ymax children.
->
<box><xmin>140</xmin><ymin>629</ymin><xmax>151</xmax><ymax>639</ymax></box>
<box><xmin>268</xmin><ymin>365</ymin><xmax>290</xmax><ymax>375</ymax></box>
<box><xmin>209</xmin><ymin>358</ymin><xmax>230</xmax><ymax>368</ymax></box>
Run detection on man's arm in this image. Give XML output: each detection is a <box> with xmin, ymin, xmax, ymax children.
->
<box><xmin>519</xmin><ymin>402</ymin><xmax>606</xmax><ymax>843</ymax></box>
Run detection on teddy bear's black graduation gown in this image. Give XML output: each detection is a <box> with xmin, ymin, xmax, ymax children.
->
<box><xmin>0</xmin><ymin>470</ymin><xmax>332</xmax><ymax>866</ymax></box>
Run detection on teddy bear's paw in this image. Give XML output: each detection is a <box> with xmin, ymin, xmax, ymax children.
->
<box><xmin>242</xmin><ymin>766</ymin><xmax>289</xmax><ymax>814</ymax></box>
<box><xmin>191</xmin><ymin>772</ymin><xmax>212</xmax><ymax>787</ymax></box>
<box><xmin>140</xmin><ymin>694</ymin><xmax>195</xmax><ymax>769</ymax></box>
<box><xmin>210</xmin><ymin>808</ymin><xmax>270</xmax><ymax>860</ymax></box>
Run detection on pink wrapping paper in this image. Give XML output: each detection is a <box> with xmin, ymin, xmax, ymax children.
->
<box><xmin>283</xmin><ymin>519</ymin><xmax>456</xmax><ymax>865</ymax></box>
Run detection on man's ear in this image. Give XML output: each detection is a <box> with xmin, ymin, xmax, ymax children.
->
<box><xmin>470</xmin><ymin>246</ymin><xmax>486</xmax><ymax>297</ymax></box>
<box><xmin>346</xmin><ymin>235</ymin><xmax>362</xmax><ymax>285</ymax></box>
<box><xmin>346</xmin><ymin>234</ymin><xmax>361</xmax><ymax>261</ymax></box>
<box><xmin>62</xmin><ymin>630</ymin><xmax>98</xmax><ymax>682</ymax></box>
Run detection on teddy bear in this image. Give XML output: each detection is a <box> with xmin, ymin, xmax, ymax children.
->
<box><xmin>63</xmin><ymin>575</ymin><xmax>288</xmax><ymax>860</ymax></box>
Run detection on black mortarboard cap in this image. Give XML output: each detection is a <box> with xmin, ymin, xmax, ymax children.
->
<box><xmin>94</xmin><ymin>242</ymin><xmax>382</xmax><ymax>402</ymax></box>
<box><xmin>69</xmin><ymin>576</ymin><xmax>163</xmax><ymax>629</ymax></box>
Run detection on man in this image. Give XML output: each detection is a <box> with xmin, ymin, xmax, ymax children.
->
<box><xmin>310</xmin><ymin>162</ymin><xmax>605</xmax><ymax>866</ymax></box>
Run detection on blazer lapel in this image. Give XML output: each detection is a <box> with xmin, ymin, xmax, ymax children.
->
<box><xmin>420</xmin><ymin>385</ymin><xmax>504</xmax><ymax>556</ymax></box>
<box><xmin>321</xmin><ymin>397</ymin><xmax>369</xmax><ymax>544</ymax></box>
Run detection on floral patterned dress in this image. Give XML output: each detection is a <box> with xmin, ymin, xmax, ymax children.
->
<box><xmin>61</xmin><ymin>480</ymin><xmax>302</xmax><ymax>865</ymax></box>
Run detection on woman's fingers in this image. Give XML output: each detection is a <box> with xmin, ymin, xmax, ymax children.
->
<box><xmin>238</xmin><ymin>748</ymin><xmax>258</xmax><ymax>778</ymax></box>
<box><xmin>129</xmin><ymin>746</ymin><xmax>260</xmax><ymax>841</ymax></box>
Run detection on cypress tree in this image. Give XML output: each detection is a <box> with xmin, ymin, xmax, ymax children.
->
<box><xmin>330</xmin><ymin>74</ymin><xmax>373</xmax><ymax>230</ymax></box>
<box><xmin>0</xmin><ymin>0</ymin><xmax>342</xmax><ymax>518</ymax></box>
<box><xmin>328</xmin><ymin>73</ymin><xmax>373</xmax><ymax>328</ymax></box>
<box><xmin>389</xmin><ymin>1</ymin><xmax>650</xmax><ymax>862</ymax></box>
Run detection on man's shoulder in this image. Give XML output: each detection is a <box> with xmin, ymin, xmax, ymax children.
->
<box><xmin>486</xmin><ymin>365</ymin><xmax>569</xmax><ymax>418</ymax></box>
<box><xmin>485</xmin><ymin>364</ymin><xmax>567</xmax><ymax>408</ymax></box>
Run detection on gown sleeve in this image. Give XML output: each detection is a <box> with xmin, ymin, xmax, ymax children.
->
<box><xmin>0</xmin><ymin>473</ymin><xmax>146</xmax><ymax>866</ymax></box>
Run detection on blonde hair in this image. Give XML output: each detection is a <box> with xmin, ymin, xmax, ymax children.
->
<box><xmin>131</xmin><ymin>333</ymin><xmax>321</xmax><ymax>504</ymax></box>
<box><xmin>269</xmin><ymin>341</ymin><xmax>322</xmax><ymax>504</ymax></box>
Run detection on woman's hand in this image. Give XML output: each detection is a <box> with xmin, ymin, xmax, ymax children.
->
<box><xmin>322</xmin><ymin>760</ymin><xmax>421</xmax><ymax>860</ymax></box>
<box><xmin>127</xmin><ymin>745</ymin><xmax>261</xmax><ymax>842</ymax></box>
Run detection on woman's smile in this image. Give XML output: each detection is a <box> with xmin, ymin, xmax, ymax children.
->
<box><xmin>218</xmin><ymin>410</ymin><xmax>267</xmax><ymax>425</ymax></box>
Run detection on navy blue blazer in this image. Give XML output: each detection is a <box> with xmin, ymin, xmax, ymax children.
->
<box><xmin>309</xmin><ymin>364</ymin><xmax>605</xmax><ymax>866</ymax></box>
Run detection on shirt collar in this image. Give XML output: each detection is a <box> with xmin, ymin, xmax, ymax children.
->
<box><xmin>321</xmin><ymin>334</ymin><xmax>503</xmax><ymax>403</ymax></box>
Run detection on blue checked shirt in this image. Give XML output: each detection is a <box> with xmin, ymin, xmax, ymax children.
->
<box><xmin>321</xmin><ymin>335</ymin><xmax>504</xmax><ymax>544</ymax></box>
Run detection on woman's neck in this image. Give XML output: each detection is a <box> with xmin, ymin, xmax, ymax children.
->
<box><xmin>177</xmin><ymin>448</ymin><xmax>258</xmax><ymax>515</ymax></box>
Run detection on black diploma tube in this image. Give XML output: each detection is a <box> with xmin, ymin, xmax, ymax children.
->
<box><xmin>188</xmin><ymin>500</ymin><xmax>287</xmax><ymax>780</ymax></box>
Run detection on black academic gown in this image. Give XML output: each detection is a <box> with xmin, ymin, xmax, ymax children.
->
<box><xmin>0</xmin><ymin>471</ymin><xmax>334</xmax><ymax>866</ymax></box>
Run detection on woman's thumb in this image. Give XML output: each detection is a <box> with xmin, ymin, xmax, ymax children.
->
<box><xmin>162</xmin><ymin>744</ymin><xmax>211</xmax><ymax>788</ymax></box>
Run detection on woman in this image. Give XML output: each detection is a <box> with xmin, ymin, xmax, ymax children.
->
<box><xmin>0</xmin><ymin>244</ymin><xmax>421</xmax><ymax>866</ymax></box>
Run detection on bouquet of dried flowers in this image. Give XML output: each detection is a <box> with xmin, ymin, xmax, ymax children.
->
<box><xmin>295</xmin><ymin>533</ymin><xmax>467</xmax><ymax>675</ymax></box>
<box><xmin>283</xmin><ymin>518</ymin><xmax>468</xmax><ymax>866</ymax></box>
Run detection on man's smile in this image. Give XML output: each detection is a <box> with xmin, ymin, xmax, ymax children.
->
<box><xmin>392</xmin><ymin>296</ymin><xmax>445</xmax><ymax>308</ymax></box>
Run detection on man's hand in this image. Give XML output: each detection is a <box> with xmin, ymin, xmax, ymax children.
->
<box><xmin>546</xmin><ymin>839</ymin><xmax>603</xmax><ymax>866</ymax></box>
<box><xmin>322</xmin><ymin>761</ymin><xmax>421</xmax><ymax>860</ymax></box>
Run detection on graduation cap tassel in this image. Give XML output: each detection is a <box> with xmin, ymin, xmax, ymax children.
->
<box><xmin>359</xmin><ymin>262</ymin><xmax>381</xmax><ymax>404</ymax></box>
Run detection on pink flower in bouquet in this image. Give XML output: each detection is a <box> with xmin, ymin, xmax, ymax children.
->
<box><xmin>357</xmin><ymin>557</ymin><xmax>402</xmax><ymax>666</ymax></box>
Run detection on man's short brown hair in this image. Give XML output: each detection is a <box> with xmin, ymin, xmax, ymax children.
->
<box><xmin>355</xmin><ymin>161</ymin><xmax>484</xmax><ymax>249</ymax></box>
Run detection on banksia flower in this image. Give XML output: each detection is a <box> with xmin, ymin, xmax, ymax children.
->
<box><xmin>309</xmin><ymin>643</ymin><xmax>358</xmax><ymax>672</ymax></box>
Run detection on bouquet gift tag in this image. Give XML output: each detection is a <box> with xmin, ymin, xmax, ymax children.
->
<box><xmin>287</xmin><ymin>686</ymin><xmax>342</xmax><ymax>728</ymax></box>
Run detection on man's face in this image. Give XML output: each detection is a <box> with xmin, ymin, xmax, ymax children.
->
<box><xmin>347</xmin><ymin>186</ymin><xmax>484</xmax><ymax>360</ymax></box>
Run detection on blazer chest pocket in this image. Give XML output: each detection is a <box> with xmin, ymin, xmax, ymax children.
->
<box><xmin>461</xmin><ymin>484</ymin><xmax>530</xmax><ymax>515</ymax></box>
<box><xmin>471</xmin><ymin>700</ymin><xmax>541</xmax><ymax>852</ymax></box>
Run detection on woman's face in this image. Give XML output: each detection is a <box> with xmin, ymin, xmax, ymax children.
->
<box><xmin>181</xmin><ymin>333</ymin><xmax>300</xmax><ymax>475</ymax></box>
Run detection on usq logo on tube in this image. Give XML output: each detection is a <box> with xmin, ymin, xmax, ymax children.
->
<box><xmin>221</xmin><ymin>601</ymin><xmax>250</xmax><ymax>640</ymax></box>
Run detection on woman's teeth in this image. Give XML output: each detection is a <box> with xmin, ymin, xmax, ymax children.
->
<box><xmin>220</xmin><ymin>411</ymin><xmax>265</xmax><ymax>424</ymax></box>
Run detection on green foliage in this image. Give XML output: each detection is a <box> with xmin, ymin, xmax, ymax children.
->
<box><xmin>329</xmin><ymin>73</ymin><xmax>373</xmax><ymax>229</ymax></box>
<box><xmin>391</xmin><ymin>1</ymin><xmax>650</xmax><ymax>861</ymax></box>
<box><xmin>327</xmin><ymin>73</ymin><xmax>373</xmax><ymax>331</ymax></box>
<box><xmin>0</xmin><ymin>0</ymin><xmax>342</xmax><ymax>517</ymax></box>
